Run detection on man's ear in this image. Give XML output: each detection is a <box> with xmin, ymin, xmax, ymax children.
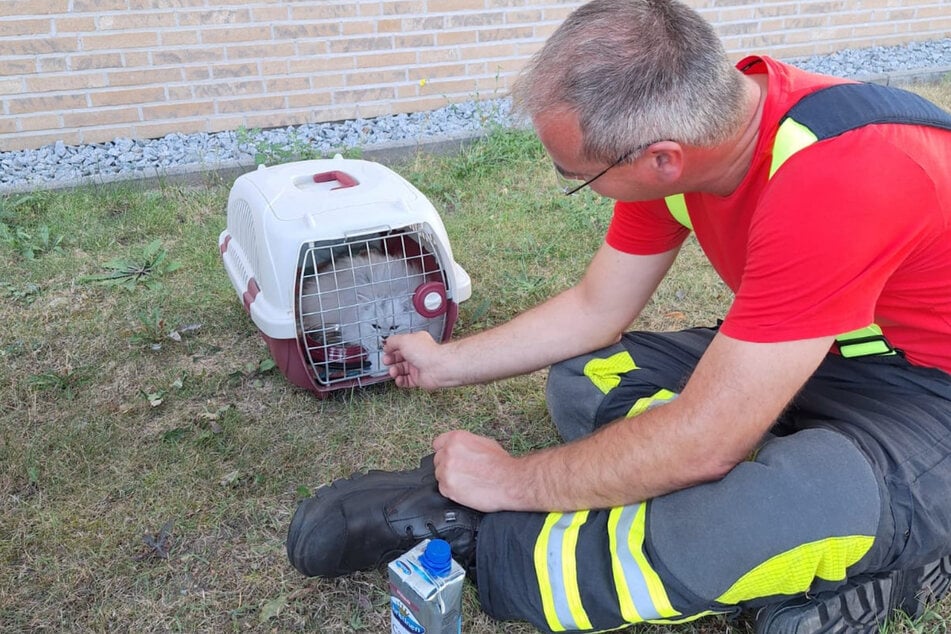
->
<box><xmin>646</xmin><ymin>141</ymin><xmax>684</xmax><ymax>184</ymax></box>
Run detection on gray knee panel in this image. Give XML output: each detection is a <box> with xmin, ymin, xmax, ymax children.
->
<box><xmin>647</xmin><ymin>427</ymin><xmax>887</xmax><ymax>607</ymax></box>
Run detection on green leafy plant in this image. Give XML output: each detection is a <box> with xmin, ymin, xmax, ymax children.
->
<box><xmin>0</xmin><ymin>222</ymin><xmax>64</xmax><ymax>259</ymax></box>
<box><xmin>80</xmin><ymin>240</ymin><xmax>181</xmax><ymax>290</ymax></box>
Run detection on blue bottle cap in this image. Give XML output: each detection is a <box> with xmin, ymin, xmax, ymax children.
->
<box><xmin>419</xmin><ymin>539</ymin><xmax>452</xmax><ymax>577</ymax></box>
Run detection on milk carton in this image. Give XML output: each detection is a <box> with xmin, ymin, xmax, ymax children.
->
<box><xmin>388</xmin><ymin>539</ymin><xmax>465</xmax><ymax>634</ymax></box>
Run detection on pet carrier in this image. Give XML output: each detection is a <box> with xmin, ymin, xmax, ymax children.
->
<box><xmin>219</xmin><ymin>156</ymin><xmax>471</xmax><ymax>397</ymax></box>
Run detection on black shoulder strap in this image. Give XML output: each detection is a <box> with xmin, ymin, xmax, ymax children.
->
<box><xmin>782</xmin><ymin>82</ymin><xmax>951</xmax><ymax>140</ymax></box>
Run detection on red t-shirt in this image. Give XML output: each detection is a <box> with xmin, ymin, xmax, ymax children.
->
<box><xmin>606</xmin><ymin>56</ymin><xmax>951</xmax><ymax>373</ymax></box>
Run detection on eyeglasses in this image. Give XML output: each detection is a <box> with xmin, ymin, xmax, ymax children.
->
<box><xmin>554</xmin><ymin>143</ymin><xmax>650</xmax><ymax>196</ymax></box>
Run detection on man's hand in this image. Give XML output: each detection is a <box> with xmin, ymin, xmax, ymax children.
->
<box><xmin>382</xmin><ymin>331</ymin><xmax>450</xmax><ymax>389</ymax></box>
<box><xmin>432</xmin><ymin>430</ymin><xmax>523</xmax><ymax>512</ymax></box>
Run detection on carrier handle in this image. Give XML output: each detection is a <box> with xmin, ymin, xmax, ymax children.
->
<box><xmin>313</xmin><ymin>170</ymin><xmax>358</xmax><ymax>190</ymax></box>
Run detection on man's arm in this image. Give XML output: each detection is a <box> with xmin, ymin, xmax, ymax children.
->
<box><xmin>432</xmin><ymin>331</ymin><xmax>836</xmax><ymax>512</ymax></box>
<box><xmin>384</xmin><ymin>242</ymin><xmax>679</xmax><ymax>389</ymax></box>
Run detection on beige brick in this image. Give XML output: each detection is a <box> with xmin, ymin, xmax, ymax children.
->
<box><xmin>343</xmin><ymin>20</ymin><xmax>376</xmax><ymax>35</ymax></box>
<box><xmin>290</xmin><ymin>4</ymin><xmax>359</xmax><ymax>20</ymax></box>
<box><xmin>183</xmin><ymin>66</ymin><xmax>211</xmax><ymax>81</ymax></box>
<box><xmin>201</xmin><ymin>25</ymin><xmax>271</xmax><ymax>44</ymax></box>
<box><xmin>291</xmin><ymin>56</ymin><xmax>353</xmax><ymax>75</ymax></box>
<box><xmin>917</xmin><ymin>7</ymin><xmax>951</xmax><ymax>20</ymax></box>
<box><xmin>107</xmin><ymin>67</ymin><xmax>182</xmax><ymax>87</ymax></box>
<box><xmin>54</xmin><ymin>16</ymin><xmax>97</xmax><ymax>33</ymax></box>
<box><xmin>358</xmin><ymin>2</ymin><xmax>383</xmax><ymax>17</ymax></box>
<box><xmin>850</xmin><ymin>22</ymin><xmax>899</xmax><ymax>38</ymax></box>
<box><xmin>91</xmin><ymin>86</ymin><xmax>166</xmax><ymax>107</ymax></box>
<box><xmin>97</xmin><ymin>12</ymin><xmax>177</xmax><ymax>30</ymax></box>
<box><xmin>418</xmin><ymin>48</ymin><xmax>461</xmax><ymax>64</ymax></box>
<box><xmin>260</xmin><ymin>60</ymin><xmax>290</xmax><ymax>75</ymax></box>
<box><xmin>376</xmin><ymin>19</ymin><xmax>403</xmax><ymax>33</ymax></box>
<box><xmin>123</xmin><ymin>52</ymin><xmax>151</xmax><ymax>67</ymax></box>
<box><xmin>427</xmin><ymin>0</ymin><xmax>485</xmax><ymax>11</ymax></box>
<box><xmin>330</xmin><ymin>36</ymin><xmax>395</xmax><ymax>54</ymax></box>
<box><xmin>436</xmin><ymin>31</ymin><xmax>479</xmax><ymax>46</ymax></box>
<box><xmin>0</xmin><ymin>18</ymin><xmax>51</xmax><ymax>37</ymax></box>
<box><xmin>0</xmin><ymin>36</ymin><xmax>77</xmax><ymax>56</ymax></box>
<box><xmin>251</xmin><ymin>6</ymin><xmax>289</xmax><ymax>22</ymax></box>
<box><xmin>477</xmin><ymin>26</ymin><xmax>534</xmax><ymax>41</ymax></box>
<box><xmin>152</xmin><ymin>48</ymin><xmax>224</xmax><ymax>65</ymax></box>
<box><xmin>227</xmin><ymin>42</ymin><xmax>296</xmax><ymax>60</ymax></box>
<box><xmin>1</xmin><ymin>0</ymin><xmax>69</xmax><ymax>16</ymax></box>
<box><xmin>718</xmin><ymin>20</ymin><xmax>760</xmax><ymax>36</ymax></box>
<box><xmin>265</xmin><ymin>76</ymin><xmax>310</xmax><ymax>93</ymax></box>
<box><xmin>160</xmin><ymin>29</ymin><xmax>200</xmax><ymax>46</ymax></box>
<box><xmin>403</xmin><ymin>16</ymin><xmax>446</xmax><ymax>30</ymax></box>
<box><xmin>62</xmin><ymin>107</ymin><xmax>140</xmax><ymax>128</ymax></box>
<box><xmin>167</xmin><ymin>86</ymin><xmax>193</xmax><ymax>100</ymax></box>
<box><xmin>177</xmin><ymin>8</ymin><xmax>252</xmax><ymax>26</ymax></box>
<box><xmin>26</xmin><ymin>72</ymin><xmax>108</xmax><ymax>93</ymax></box>
<box><xmin>0</xmin><ymin>58</ymin><xmax>37</xmax><ymax>76</ymax></box>
<box><xmin>0</xmin><ymin>116</ymin><xmax>18</xmax><ymax>134</ymax></box>
<box><xmin>286</xmin><ymin>92</ymin><xmax>333</xmax><ymax>108</ymax></box>
<box><xmin>142</xmin><ymin>100</ymin><xmax>215</xmax><ymax>120</ymax></box>
<box><xmin>7</xmin><ymin>92</ymin><xmax>87</xmax><ymax>115</ymax></box>
<box><xmin>356</xmin><ymin>51</ymin><xmax>417</xmax><ymax>68</ymax></box>
<box><xmin>18</xmin><ymin>112</ymin><xmax>62</xmax><ymax>132</ymax></box>
<box><xmin>717</xmin><ymin>6</ymin><xmax>755</xmax><ymax>21</ymax></box>
<box><xmin>418</xmin><ymin>77</ymin><xmax>478</xmax><ymax>96</ymax></box>
<box><xmin>0</xmin><ymin>78</ymin><xmax>22</xmax><ymax>95</ymax></box>
<box><xmin>414</xmin><ymin>62</ymin><xmax>466</xmax><ymax>79</ymax></box>
<box><xmin>126</xmin><ymin>0</ymin><xmax>205</xmax><ymax>9</ymax></box>
<box><xmin>448</xmin><ymin>13</ymin><xmax>505</xmax><ymax>28</ymax></box>
<box><xmin>394</xmin><ymin>34</ymin><xmax>436</xmax><ymax>48</ymax></box>
<box><xmin>332</xmin><ymin>86</ymin><xmax>396</xmax><ymax>105</ymax></box>
<box><xmin>887</xmin><ymin>9</ymin><xmax>916</xmax><ymax>20</ymax></box>
<box><xmin>381</xmin><ymin>1</ymin><xmax>426</xmax><ymax>15</ymax></box>
<box><xmin>312</xmin><ymin>72</ymin><xmax>346</xmax><ymax>89</ymax></box>
<box><xmin>193</xmin><ymin>80</ymin><xmax>264</xmax><ymax>98</ymax></box>
<box><xmin>459</xmin><ymin>43</ymin><xmax>514</xmax><ymax>59</ymax></box>
<box><xmin>82</xmin><ymin>31</ymin><xmax>159</xmax><ymax>50</ymax></box>
<box><xmin>782</xmin><ymin>16</ymin><xmax>829</xmax><ymax>30</ymax></box>
<box><xmin>216</xmin><ymin>95</ymin><xmax>285</xmax><ymax>114</ymax></box>
<box><xmin>72</xmin><ymin>0</ymin><xmax>126</xmax><ymax>11</ymax></box>
<box><xmin>79</xmin><ymin>125</ymin><xmax>146</xmax><ymax>145</ymax></box>
<box><xmin>505</xmin><ymin>10</ymin><xmax>543</xmax><ymax>24</ymax></box>
<box><xmin>297</xmin><ymin>40</ymin><xmax>330</xmax><ymax>56</ymax></box>
<box><xmin>69</xmin><ymin>52</ymin><xmax>123</xmax><ymax>71</ymax></box>
<box><xmin>273</xmin><ymin>23</ymin><xmax>340</xmax><ymax>39</ymax></box>
<box><xmin>344</xmin><ymin>68</ymin><xmax>407</xmax><ymax>86</ymax></box>
<box><xmin>211</xmin><ymin>62</ymin><xmax>259</xmax><ymax>79</ymax></box>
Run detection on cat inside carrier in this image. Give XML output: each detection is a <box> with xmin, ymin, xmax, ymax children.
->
<box><xmin>219</xmin><ymin>156</ymin><xmax>471</xmax><ymax>397</ymax></box>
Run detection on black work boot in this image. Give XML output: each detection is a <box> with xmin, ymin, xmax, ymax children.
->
<box><xmin>755</xmin><ymin>555</ymin><xmax>951</xmax><ymax>633</ymax></box>
<box><xmin>286</xmin><ymin>454</ymin><xmax>483</xmax><ymax>578</ymax></box>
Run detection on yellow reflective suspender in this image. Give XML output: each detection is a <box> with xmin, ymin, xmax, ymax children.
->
<box><xmin>835</xmin><ymin>324</ymin><xmax>896</xmax><ymax>358</ymax></box>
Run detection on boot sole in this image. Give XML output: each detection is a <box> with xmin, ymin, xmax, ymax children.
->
<box><xmin>757</xmin><ymin>555</ymin><xmax>951</xmax><ymax>634</ymax></box>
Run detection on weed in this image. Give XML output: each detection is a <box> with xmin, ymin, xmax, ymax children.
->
<box><xmin>79</xmin><ymin>239</ymin><xmax>181</xmax><ymax>290</ymax></box>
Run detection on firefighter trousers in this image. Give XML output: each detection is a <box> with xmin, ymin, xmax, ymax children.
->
<box><xmin>474</xmin><ymin>326</ymin><xmax>951</xmax><ymax>632</ymax></box>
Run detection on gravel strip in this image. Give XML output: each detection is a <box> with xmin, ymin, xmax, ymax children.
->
<box><xmin>1</xmin><ymin>38</ymin><xmax>950</xmax><ymax>193</ymax></box>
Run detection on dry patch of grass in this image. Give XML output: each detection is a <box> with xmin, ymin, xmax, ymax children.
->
<box><xmin>0</xmin><ymin>81</ymin><xmax>948</xmax><ymax>634</ymax></box>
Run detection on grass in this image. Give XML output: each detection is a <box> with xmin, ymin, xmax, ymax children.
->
<box><xmin>1</xmin><ymin>80</ymin><xmax>950</xmax><ymax>634</ymax></box>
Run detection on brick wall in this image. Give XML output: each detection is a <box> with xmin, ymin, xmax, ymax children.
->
<box><xmin>1</xmin><ymin>0</ymin><xmax>948</xmax><ymax>152</ymax></box>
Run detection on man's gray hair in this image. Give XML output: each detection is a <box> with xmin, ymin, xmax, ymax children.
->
<box><xmin>512</xmin><ymin>0</ymin><xmax>746</xmax><ymax>162</ymax></box>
